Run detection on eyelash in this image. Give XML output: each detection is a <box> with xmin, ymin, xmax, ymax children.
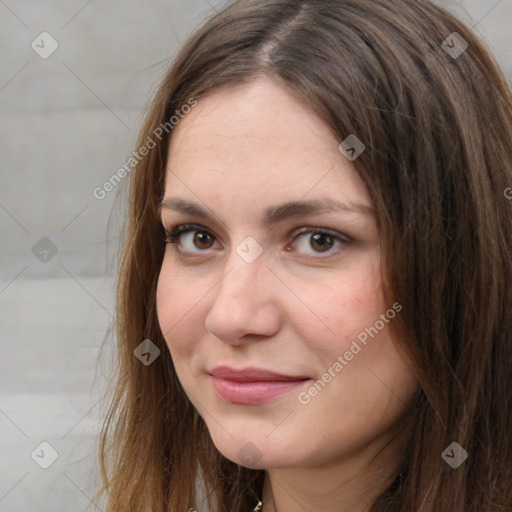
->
<box><xmin>162</xmin><ymin>223</ymin><xmax>352</xmax><ymax>258</ymax></box>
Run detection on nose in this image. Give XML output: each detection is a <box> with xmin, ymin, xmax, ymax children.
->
<box><xmin>204</xmin><ymin>251</ymin><xmax>282</xmax><ymax>344</ymax></box>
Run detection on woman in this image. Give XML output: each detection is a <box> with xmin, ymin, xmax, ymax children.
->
<box><xmin>96</xmin><ymin>0</ymin><xmax>512</xmax><ymax>511</ymax></box>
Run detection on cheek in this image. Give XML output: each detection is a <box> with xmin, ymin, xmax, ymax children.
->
<box><xmin>293</xmin><ymin>277</ymin><xmax>415</xmax><ymax>454</ymax></box>
<box><xmin>291</xmin><ymin>258</ymin><xmax>412</xmax><ymax>400</ymax></box>
<box><xmin>294</xmin><ymin>256</ymin><xmax>386</xmax><ymax>352</ymax></box>
<box><xmin>156</xmin><ymin>257</ymin><xmax>205</xmax><ymax>358</ymax></box>
<box><xmin>156</xmin><ymin>264</ymin><xmax>213</xmax><ymax>404</ymax></box>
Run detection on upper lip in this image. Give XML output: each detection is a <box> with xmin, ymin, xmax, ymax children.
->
<box><xmin>209</xmin><ymin>365</ymin><xmax>309</xmax><ymax>382</ymax></box>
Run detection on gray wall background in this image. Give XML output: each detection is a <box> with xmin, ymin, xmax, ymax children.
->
<box><xmin>1</xmin><ymin>1</ymin><xmax>511</xmax><ymax>511</ymax></box>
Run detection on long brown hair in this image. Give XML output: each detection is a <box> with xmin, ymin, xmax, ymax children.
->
<box><xmin>95</xmin><ymin>0</ymin><xmax>512</xmax><ymax>510</ymax></box>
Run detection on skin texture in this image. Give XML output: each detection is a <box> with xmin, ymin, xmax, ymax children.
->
<box><xmin>156</xmin><ymin>78</ymin><xmax>419</xmax><ymax>512</ymax></box>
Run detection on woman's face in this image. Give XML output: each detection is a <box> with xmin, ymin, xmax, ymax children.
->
<box><xmin>156</xmin><ymin>78</ymin><xmax>418</xmax><ymax>470</ymax></box>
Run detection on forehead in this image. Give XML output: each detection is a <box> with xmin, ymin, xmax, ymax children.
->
<box><xmin>164</xmin><ymin>78</ymin><xmax>371</xmax><ymax>209</ymax></box>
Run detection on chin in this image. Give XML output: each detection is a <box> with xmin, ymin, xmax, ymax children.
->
<box><xmin>206</xmin><ymin>425</ymin><xmax>305</xmax><ymax>469</ymax></box>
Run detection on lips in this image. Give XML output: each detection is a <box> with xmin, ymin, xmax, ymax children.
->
<box><xmin>209</xmin><ymin>365</ymin><xmax>310</xmax><ymax>404</ymax></box>
<box><xmin>209</xmin><ymin>365</ymin><xmax>309</xmax><ymax>381</ymax></box>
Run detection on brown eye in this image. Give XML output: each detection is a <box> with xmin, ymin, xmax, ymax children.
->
<box><xmin>194</xmin><ymin>231</ymin><xmax>215</xmax><ymax>249</ymax></box>
<box><xmin>310</xmin><ymin>233</ymin><xmax>334</xmax><ymax>252</ymax></box>
<box><xmin>164</xmin><ymin>224</ymin><xmax>220</xmax><ymax>253</ymax></box>
<box><xmin>290</xmin><ymin>227</ymin><xmax>351</xmax><ymax>257</ymax></box>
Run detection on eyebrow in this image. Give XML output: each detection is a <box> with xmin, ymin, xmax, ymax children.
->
<box><xmin>159</xmin><ymin>197</ymin><xmax>375</xmax><ymax>225</ymax></box>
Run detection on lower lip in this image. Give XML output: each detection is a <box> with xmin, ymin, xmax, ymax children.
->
<box><xmin>211</xmin><ymin>376</ymin><xmax>310</xmax><ymax>404</ymax></box>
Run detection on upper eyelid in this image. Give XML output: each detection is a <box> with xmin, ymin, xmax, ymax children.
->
<box><xmin>292</xmin><ymin>226</ymin><xmax>352</xmax><ymax>242</ymax></box>
<box><xmin>164</xmin><ymin>223</ymin><xmax>221</xmax><ymax>245</ymax></box>
<box><xmin>165</xmin><ymin>223</ymin><xmax>216</xmax><ymax>238</ymax></box>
